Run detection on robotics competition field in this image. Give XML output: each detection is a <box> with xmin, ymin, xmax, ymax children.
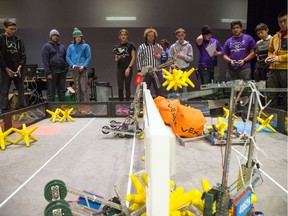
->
<box><xmin>0</xmin><ymin>110</ymin><xmax>287</xmax><ymax>215</ymax></box>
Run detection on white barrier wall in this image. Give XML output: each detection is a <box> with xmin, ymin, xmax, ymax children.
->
<box><xmin>143</xmin><ymin>87</ymin><xmax>176</xmax><ymax>216</ymax></box>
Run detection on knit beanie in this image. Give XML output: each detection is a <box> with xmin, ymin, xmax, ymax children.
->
<box><xmin>202</xmin><ymin>25</ymin><xmax>212</xmax><ymax>35</ymax></box>
<box><xmin>49</xmin><ymin>29</ymin><xmax>60</xmax><ymax>38</ymax></box>
<box><xmin>73</xmin><ymin>28</ymin><xmax>83</xmax><ymax>38</ymax></box>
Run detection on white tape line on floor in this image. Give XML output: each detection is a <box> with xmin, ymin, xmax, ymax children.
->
<box><xmin>0</xmin><ymin>118</ymin><xmax>96</xmax><ymax>208</ymax></box>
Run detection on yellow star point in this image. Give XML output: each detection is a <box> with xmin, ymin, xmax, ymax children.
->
<box><xmin>13</xmin><ymin>124</ymin><xmax>38</xmax><ymax>147</ymax></box>
<box><xmin>223</xmin><ymin>107</ymin><xmax>237</xmax><ymax>119</ymax></box>
<box><xmin>0</xmin><ymin>127</ymin><xmax>14</xmax><ymax>151</ymax></box>
<box><xmin>59</xmin><ymin>108</ymin><xmax>74</xmax><ymax>122</ymax></box>
<box><xmin>46</xmin><ymin>108</ymin><xmax>62</xmax><ymax>123</ymax></box>
<box><xmin>206</xmin><ymin>117</ymin><xmax>228</xmax><ymax>136</ymax></box>
<box><xmin>257</xmin><ymin>114</ymin><xmax>276</xmax><ymax>133</ymax></box>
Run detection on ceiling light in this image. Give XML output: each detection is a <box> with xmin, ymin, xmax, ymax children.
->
<box><xmin>221</xmin><ymin>18</ymin><xmax>247</xmax><ymax>23</ymax></box>
<box><xmin>106</xmin><ymin>16</ymin><xmax>136</xmax><ymax>21</ymax></box>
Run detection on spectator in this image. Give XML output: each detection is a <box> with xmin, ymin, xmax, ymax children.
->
<box><xmin>114</xmin><ymin>29</ymin><xmax>136</xmax><ymax>102</ymax></box>
<box><xmin>265</xmin><ymin>11</ymin><xmax>287</xmax><ymax>111</ymax></box>
<box><xmin>254</xmin><ymin>23</ymin><xmax>272</xmax><ymax>82</ymax></box>
<box><xmin>136</xmin><ymin>28</ymin><xmax>164</xmax><ymax>97</ymax></box>
<box><xmin>169</xmin><ymin>28</ymin><xmax>193</xmax><ymax>100</ymax></box>
<box><xmin>66</xmin><ymin>28</ymin><xmax>91</xmax><ymax>102</ymax></box>
<box><xmin>196</xmin><ymin>25</ymin><xmax>223</xmax><ymax>84</ymax></box>
<box><xmin>169</xmin><ymin>28</ymin><xmax>193</xmax><ymax>71</ymax></box>
<box><xmin>223</xmin><ymin>20</ymin><xmax>256</xmax><ymax>81</ymax></box>
<box><xmin>0</xmin><ymin>19</ymin><xmax>26</xmax><ymax>113</ymax></box>
<box><xmin>42</xmin><ymin>29</ymin><xmax>67</xmax><ymax>102</ymax></box>
<box><xmin>160</xmin><ymin>39</ymin><xmax>170</xmax><ymax>64</ymax></box>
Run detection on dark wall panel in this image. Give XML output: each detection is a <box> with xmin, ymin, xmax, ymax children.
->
<box><xmin>1</xmin><ymin>0</ymin><xmax>248</xmax><ymax>97</ymax></box>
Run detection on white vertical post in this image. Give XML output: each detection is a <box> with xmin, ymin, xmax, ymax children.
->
<box><xmin>143</xmin><ymin>88</ymin><xmax>175</xmax><ymax>216</ymax></box>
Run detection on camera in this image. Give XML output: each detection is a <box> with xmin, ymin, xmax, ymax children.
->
<box><xmin>231</xmin><ymin>60</ymin><xmax>241</xmax><ymax>66</ymax></box>
<box><xmin>265</xmin><ymin>57</ymin><xmax>273</xmax><ymax>64</ymax></box>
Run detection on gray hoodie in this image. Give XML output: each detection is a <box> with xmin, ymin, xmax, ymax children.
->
<box><xmin>169</xmin><ymin>40</ymin><xmax>193</xmax><ymax>69</ymax></box>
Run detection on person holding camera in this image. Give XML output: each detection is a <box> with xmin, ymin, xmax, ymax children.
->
<box><xmin>223</xmin><ymin>21</ymin><xmax>256</xmax><ymax>81</ymax></box>
<box><xmin>0</xmin><ymin>19</ymin><xmax>26</xmax><ymax>113</ymax></box>
<box><xmin>66</xmin><ymin>28</ymin><xmax>91</xmax><ymax>102</ymax></box>
<box><xmin>114</xmin><ymin>29</ymin><xmax>136</xmax><ymax>102</ymax></box>
<box><xmin>42</xmin><ymin>29</ymin><xmax>67</xmax><ymax>102</ymax></box>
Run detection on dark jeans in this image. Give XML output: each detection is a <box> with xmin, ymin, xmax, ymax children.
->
<box><xmin>0</xmin><ymin>70</ymin><xmax>26</xmax><ymax>111</ymax></box>
<box><xmin>227</xmin><ymin>68</ymin><xmax>251</xmax><ymax>81</ymax></box>
<box><xmin>267</xmin><ymin>70</ymin><xmax>287</xmax><ymax>111</ymax></box>
<box><xmin>254</xmin><ymin>66</ymin><xmax>269</xmax><ymax>82</ymax></box>
<box><xmin>46</xmin><ymin>72</ymin><xmax>67</xmax><ymax>102</ymax></box>
<box><xmin>144</xmin><ymin>71</ymin><xmax>164</xmax><ymax>97</ymax></box>
<box><xmin>117</xmin><ymin>68</ymin><xmax>133</xmax><ymax>101</ymax></box>
<box><xmin>198</xmin><ymin>67</ymin><xmax>214</xmax><ymax>84</ymax></box>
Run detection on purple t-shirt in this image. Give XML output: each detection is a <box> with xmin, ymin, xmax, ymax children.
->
<box><xmin>223</xmin><ymin>33</ymin><xmax>256</xmax><ymax>70</ymax></box>
<box><xmin>197</xmin><ymin>38</ymin><xmax>223</xmax><ymax>68</ymax></box>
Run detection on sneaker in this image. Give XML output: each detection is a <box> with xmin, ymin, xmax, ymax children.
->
<box><xmin>122</xmin><ymin>106</ymin><xmax>130</xmax><ymax>115</ymax></box>
<box><xmin>116</xmin><ymin>106</ymin><xmax>123</xmax><ymax>114</ymax></box>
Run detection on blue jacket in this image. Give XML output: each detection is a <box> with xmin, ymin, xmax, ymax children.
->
<box><xmin>42</xmin><ymin>41</ymin><xmax>67</xmax><ymax>74</ymax></box>
<box><xmin>66</xmin><ymin>42</ymin><xmax>91</xmax><ymax>69</ymax></box>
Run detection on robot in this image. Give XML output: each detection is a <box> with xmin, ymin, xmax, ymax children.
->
<box><xmin>101</xmin><ymin>59</ymin><xmax>175</xmax><ymax>138</ymax></box>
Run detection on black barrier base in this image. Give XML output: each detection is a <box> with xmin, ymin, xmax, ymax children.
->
<box><xmin>1</xmin><ymin>101</ymin><xmax>286</xmax><ymax>135</ymax></box>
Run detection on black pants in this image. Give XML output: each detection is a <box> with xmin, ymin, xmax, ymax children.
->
<box><xmin>227</xmin><ymin>68</ymin><xmax>251</xmax><ymax>81</ymax></box>
<box><xmin>0</xmin><ymin>71</ymin><xmax>26</xmax><ymax>111</ymax></box>
<box><xmin>267</xmin><ymin>69</ymin><xmax>287</xmax><ymax>111</ymax></box>
<box><xmin>254</xmin><ymin>66</ymin><xmax>269</xmax><ymax>82</ymax></box>
<box><xmin>144</xmin><ymin>71</ymin><xmax>164</xmax><ymax>97</ymax></box>
<box><xmin>46</xmin><ymin>72</ymin><xmax>67</xmax><ymax>102</ymax></box>
<box><xmin>198</xmin><ymin>67</ymin><xmax>214</xmax><ymax>84</ymax></box>
<box><xmin>117</xmin><ymin>68</ymin><xmax>133</xmax><ymax>101</ymax></box>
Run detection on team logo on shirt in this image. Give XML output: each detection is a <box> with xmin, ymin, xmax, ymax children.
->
<box><xmin>230</xmin><ymin>40</ymin><xmax>245</xmax><ymax>52</ymax></box>
<box><xmin>113</xmin><ymin>46</ymin><xmax>129</xmax><ymax>58</ymax></box>
<box><xmin>7</xmin><ymin>41</ymin><xmax>18</xmax><ymax>54</ymax></box>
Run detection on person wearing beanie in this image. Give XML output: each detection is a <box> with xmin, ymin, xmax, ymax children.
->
<box><xmin>49</xmin><ymin>29</ymin><xmax>60</xmax><ymax>38</ymax></box>
<box><xmin>196</xmin><ymin>25</ymin><xmax>223</xmax><ymax>84</ymax></box>
<box><xmin>0</xmin><ymin>18</ymin><xmax>27</xmax><ymax>113</ymax></box>
<box><xmin>72</xmin><ymin>28</ymin><xmax>83</xmax><ymax>38</ymax></box>
<box><xmin>223</xmin><ymin>21</ymin><xmax>256</xmax><ymax>81</ymax></box>
<box><xmin>66</xmin><ymin>27</ymin><xmax>91</xmax><ymax>102</ymax></box>
<box><xmin>42</xmin><ymin>29</ymin><xmax>67</xmax><ymax>102</ymax></box>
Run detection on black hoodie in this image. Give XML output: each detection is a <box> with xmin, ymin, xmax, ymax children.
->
<box><xmin>0</xmin><ymin>33</ymin><xmax>26</xmax><ymax>71</ymax></box>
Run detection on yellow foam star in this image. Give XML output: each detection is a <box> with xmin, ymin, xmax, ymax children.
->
<box><xmin>13</xmin><ymin>124</ymin><xmax>38</xmax><ymax>147</ymax></box>
<box><xmin>46</xmin><ymin>108</ymin><xmax>62</xmax><ymax>123</ymax></box>
<box><xmin>162</xmin><ymin>68</ymin><xmax>186</xmax><ymax>91</ymax></box>
<box><xmin>0</xmin><ymin>127</ymin><xmax>14</xmax><ymax>151</ymax></box>
<box><xmin>126</xmin><ymin>173</ymin><xmax>147</xmax><ymax>211</ymax></box>
<box><xmin>59</xmin><ymin>108</ymin><xmax>74</xmax><ymax>123</ymax></box>
<box><xmin>181</xmin><ymin>68</ymin><xmax>196</xmax><ymax>88</ymax></box>
<box><xmin>206</xmin><ymin>117</ymin><xmax>228</xmax><ymax>136</ymax></box>
<box><xmin>223</xmin><ymin>107</ymin><xmax>238</xmax><ymax>119</ymax></box>
<box><xmin>257</xmin><ymin>114</ymin><xmax>276</xmax><ymax>133</ymax></box>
